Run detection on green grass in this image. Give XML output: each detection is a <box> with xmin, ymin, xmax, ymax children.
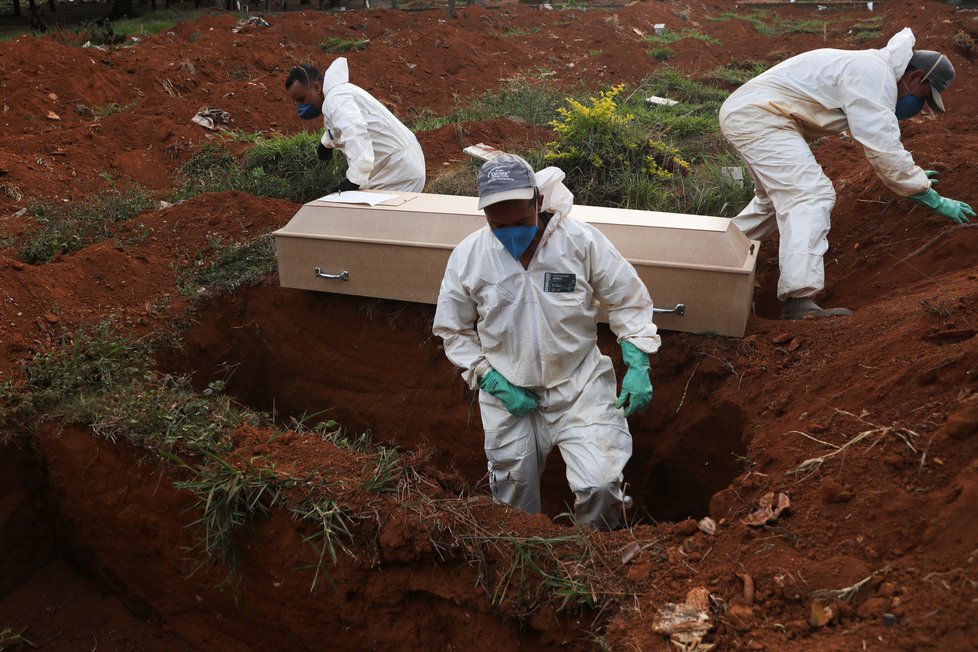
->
<box><xmin>494</xmin><ymin>26</ymin><xmax>541</xmax><ymax>37</ymax></box>
<box><xmin>708</xmin><ymin>61</ymin><xmax>769</xmax><ymax>86</ymax></box>
<box><xmin>319</xmin><ymin>37</ymin><xmax>369</xmax><ymax>53</ymax></box>
<box><xmin>111</xmin><ymin>10</ymin><xmax>192</xmax><ymax>37</ymax></box>
<box><xmin>92</xmin><ymin>100</ymin><xmax>137</xmax><ymax>117</ymax></box>
<box><xmin>17</xmin><ymin>188</ymin><xmax>154</xmax><ymax>264</ymax></box>
<box><xmin>643</xmin><ymin>29</ymin><xmax>722</xmax><ymax>47</ymax></box>
<box><xmin>178</xmin><ymin>234</ymin><xmax>278</xmax><ymax>298</ymax></box>
<box><xmin>0</xmin><ymin>319</ymin><xmax>404</xmax><ymax>587</ymax></box>
<box><xmin>850</xmin><ymin>15</ymin><xmax>884</xmax><ymax>43</ymax></box>
<box><xmin>647</xmin><ymin>47</ymin><xmax>674</xmax><ymax>62</ymax></box>
<box><xmin>173</xmin><ymin>132</ymin><xmax>347</xmax><ymax>204</ymax></box>
<box><xmin>408</xmin><ymin>78</ymin><xmax>570</xmax><ymax>131</ymax></box>
<box><xmin>709</xmin><ymin>11</ymin><xmax>829</xmax><ymax>37</ymax></box>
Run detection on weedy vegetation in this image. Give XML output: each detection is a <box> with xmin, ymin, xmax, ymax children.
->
<box><xmin>319</xmin><ymin>37</ymin><xmax>369</xmax><ymax>53</ymax></box>
<box><xmin>173</xmin><ymin>132</ymin><xmax>347</xmax><ymax>204</ymax></box>
<box><xmin>17</xmin><ymin>188</ymin><xmax>154</xmax><ymax>264</ymax></box>
<box><xmin>177</xmin><ymin>233</ymin><xmax>278</xmax><ymax>298</ymax></box>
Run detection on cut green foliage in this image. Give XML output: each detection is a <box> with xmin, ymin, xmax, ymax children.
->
<box><xmin>643</xmin><ymin>29</ymin><xmax>722</xmax><ymax>47</ymax></box>
<box><xmin>178</xmin><ymin>234</ymin><xmax>278</xmax><ymax>298</ymax></box>
<box><xmin>173</xmin><ymin>133</ymin><xmax>346</xmax><ymax>204</ymax></box>
<box><xmin>319</xmin><ymin>37</ymin><xmax>369</xmax><ymax>53</ymax></box>
<box><xmin>17</xmin><ymin>188</ymin><xmax>154</xmax><ymax>264</ymax></box>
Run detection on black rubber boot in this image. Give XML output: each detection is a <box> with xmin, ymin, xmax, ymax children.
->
<box><xmin>781</xmin><ymin>298</ymin><xmax>853</xmax><ymax>320</ymax></box>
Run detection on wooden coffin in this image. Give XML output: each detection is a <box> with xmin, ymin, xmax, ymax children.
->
<box><xmin>272</xmin><ymin>191</ymin><xmax>759</xmax><ymax>337</ymax></box>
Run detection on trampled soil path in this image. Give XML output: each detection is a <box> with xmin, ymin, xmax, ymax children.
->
<box><xmin>2</xmin><ymin>1</ymin><xmax>978</xmax><ymax>650</ymax></box>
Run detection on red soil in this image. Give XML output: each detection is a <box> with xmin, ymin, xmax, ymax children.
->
<box><xmin>3</xmin><ymin>1</ymin><xmax>978</xmax><ymax>650</ymax></box>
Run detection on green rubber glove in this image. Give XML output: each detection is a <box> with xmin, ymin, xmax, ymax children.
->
<box><xmin>923</xmin><ymin>170</ymin><xmax>939</xmax><ymax>186</ymax></box>
<box><xmin>479</xmin><ymin>369</ymin><xmax>538</xmax><ymax>417</ymax></box>
<box><xmin>910</xmin><ymin>188</ymin><xmax>975</xmax><ymax>225</ymax></box>
<box><xmin>615</xmin><ymin>341</ymin><xmax>653</xmax><ymax>417</ymax></box>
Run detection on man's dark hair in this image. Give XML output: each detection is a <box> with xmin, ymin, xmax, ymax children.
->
<box><xmin>285</xmin><ymin>64</ymin><xmax>321</xmax><ymax>91</ymax></box>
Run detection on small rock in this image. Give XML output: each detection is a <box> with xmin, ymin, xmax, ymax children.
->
<box><xmin>857</xmin><ymin>596</ymin><xmax>889</xmax><ymax>619</ymax></box>
<box><xmin>673</xmin><ymin>518</ymin><xmax>700</xmax><ymax>536</ymax></box>
<box><xmin>809</xmin><ymin>599</ymin><xmax>837</xmax><ymax>628</ymax></box>
<box><xmin>883</xmin><ymin>613</ymin><xmax>898</xmax><ymax>627</ymax></box>
<box><xmin>626</xmin><ymin>563</ymin><xmax>652</xmax><ymax>583</ymax></box>
<box><xmin>44</xmin><ymin>312</ymin><xmax>59</xmax><ymax>324</ymax></box>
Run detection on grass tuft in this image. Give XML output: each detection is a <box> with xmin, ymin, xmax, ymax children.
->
<box><xmin>173</xmin><ymin>133</ymin><xmax>346</xmax><ymax>204</ymax></box>
<box><xmin>178</xmin><ymin>234</ymin><xmax>278</xmax><ymax>298</ymax></box>
<box><xmin>319</xmin><ymin>37</ymin><xmax>369</xmax><ymax>53</ymax></box>
<box><xmin>17</xmin><ymin>189</ymin><xmax>154</xmax><ymax>264</ymax></box>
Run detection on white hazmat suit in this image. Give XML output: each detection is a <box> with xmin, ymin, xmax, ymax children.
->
<box><xmin>319</xmin><ymin>57</ymin><xmax>426</xmax><ymax>192</ymax></box>
<box><xmin>719</xmin><ymin>28</ymin><xmax>931</xmax><ymax>301</ymax></box>
<box><xmin>433</xmin><ymin>168</ymin><xmax>661</xmax><ymax>528</ymax></box>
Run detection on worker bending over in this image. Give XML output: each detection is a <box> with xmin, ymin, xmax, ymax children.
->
<box><xmin>720</xmin><ymin>28</ymin><xmax>973</xmax><ymax>319</ymax></box>
<box><xmin>285</xmin><ymin>58</ymin><xmax>426</xmax><ymax>193</ymax></box>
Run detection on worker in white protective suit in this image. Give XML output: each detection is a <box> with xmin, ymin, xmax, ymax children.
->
<box><xmin>720</xmin><ymin>28</ymin><xmax>974</xmax><ymax>320</ymax></box>
<box><xmin>432</xmin><ymin>154</ymin><xmax>661</xmax><ymax>529</ymax></box>
<box><xmin>285</xmin><ymin>58</ymin><xmax>426</xmax><ymax>193</ymax></box>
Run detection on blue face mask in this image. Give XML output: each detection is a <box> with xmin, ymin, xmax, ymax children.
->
<box><xmin>493</xmin><ymin>224</ymin><xmax>539</xmax><ymax>261</ymax></box>
<box><xmin>297</xmin><ymin>102</ymin><xmax>322</xmax><ymax>120</ymax></box>
<box><xmin>895</xmin><ymin>94</ymin><xmax>924</xmax><ymax>120</ymax></box>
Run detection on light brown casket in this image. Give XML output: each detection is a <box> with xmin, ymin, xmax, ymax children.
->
<box><xmin>273</xmin><ymin>191</ymin><xmax>760</xmax><ymax>337</ymax></box>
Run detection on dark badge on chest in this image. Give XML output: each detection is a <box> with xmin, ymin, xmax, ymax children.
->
<box><xmin>543</xmin><ymin>272</ymin><xmax>577</xmax><ymax>293</ymax></box>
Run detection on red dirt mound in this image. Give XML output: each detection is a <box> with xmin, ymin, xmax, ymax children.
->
<box><xmin>3</xmin><ymin>0</ymin><xmax>978</xmax><ymax>650</ymax></box>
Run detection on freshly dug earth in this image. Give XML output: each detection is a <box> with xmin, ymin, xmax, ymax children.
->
<box><xmin>2</xmin><ymin>1</ymin><xmax>978</xmax><ymax>650</ymax></box>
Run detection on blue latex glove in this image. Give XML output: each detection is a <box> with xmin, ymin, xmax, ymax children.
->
<box><xmin>923</xmin><ymin>170</ymin><xmax>939</xmax><ymax>186</ymax></box>
<box><xmin>479</xmin><ymin>369</ymin><xmax>538</xmax><ymax>417</ymax></box>
<box><xmin>910</xmin><ymin>188</ymin><xmax>975</xmax><ymax>225</ymax></box>
<box><xmin>615</xmin><ymin>341</ymin><xmax>653</xmax><ymax>417</ymax></box>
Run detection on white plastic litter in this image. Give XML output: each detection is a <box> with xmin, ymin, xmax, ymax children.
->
<box><xmin>647</xmin><ymin>96</ymin><xmax>679</xmax><ymax>107</ymax></box>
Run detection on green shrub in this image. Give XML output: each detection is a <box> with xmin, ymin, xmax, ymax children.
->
<box><xmin>544</xmin><ymin>85</ymin><xmax>690</xmax><ymax>208</ymax></box>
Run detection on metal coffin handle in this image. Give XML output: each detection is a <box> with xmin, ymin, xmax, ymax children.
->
<box><xmin>653</xmin><ymin>303</ymin><xmax>685</xmax><ymax>316</ymax></box>
<box><xmin>314</xmin><ymin>267</ymin><xmax>350</xmax><ymax>281</ymax></box>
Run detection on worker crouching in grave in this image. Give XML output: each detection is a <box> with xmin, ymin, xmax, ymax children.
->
<box><xmin>433</xmin><ymin>154</ymin><xmax>660</xmax><ymax>529</ymax></box>
<box><xmin>285</xmin><ymin>58</ymin><xmax>426</xmax><ymax>193</ymax></box>
<box><xmin>720</xmin><ymin>27</ymin><xmax>974</xmax><ymax>320</ymax></box>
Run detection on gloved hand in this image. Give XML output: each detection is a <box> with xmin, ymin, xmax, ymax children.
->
<box><xmin>615</xmin><ymin>340</ymin><xmax>653</xmax><ymax>417</ymax></box>
<box><xmin>336</xmin><ymin>179</ymin><xmax>360</xmax><ymax>193</ymax></box>
<box><xmin>923</xmin><ymin>169</ymin><xmax>939</xmax><ymax>186</ymax></box>
<box><xmin>316</xmin><ymin>143</ymin><xmax>334</xmax><ymax>162</ymax></box>
<box><xmin>479</xmin><ymin>369</ymin><xmax>538</xmax><ymax>417</ymax></box>
<box><xmin>910</xmin><ymin>188</ymin><xmax>975</xmax><ymax>225</ymax></box>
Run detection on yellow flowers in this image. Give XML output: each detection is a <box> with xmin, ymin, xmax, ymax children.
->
<box><xmin>544</xmin><ymin>83</ymin><xmax>689</xmax><ymax>207</ymax></box>
<box><xmin>551</xmin><ymin>84</ymin><xmax>634</xmax><ymax>134</ymax></box>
